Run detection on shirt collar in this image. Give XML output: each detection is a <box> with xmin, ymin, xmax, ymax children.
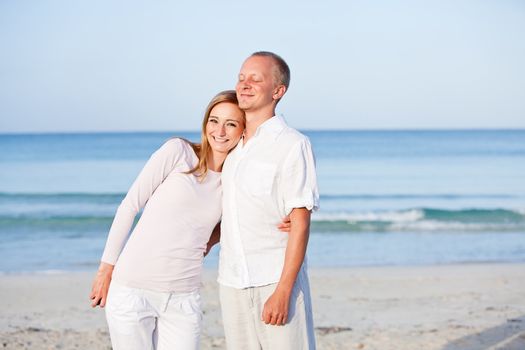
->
<box><xmin>253</xmin><ymin>115</ymin><xmax>287</xmax><ymax>140</ymax></box>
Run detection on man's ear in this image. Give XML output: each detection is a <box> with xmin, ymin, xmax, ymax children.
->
<box><xmin>273</xmin><ymin>85</ymin><xmax>286</xmax><ymax>100</ymax></box>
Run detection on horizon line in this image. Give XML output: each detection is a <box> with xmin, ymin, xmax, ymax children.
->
<box><xmin>1</xmin><ymin>127</ymin><xmax>525</xmax><ymax>136</ymax></box>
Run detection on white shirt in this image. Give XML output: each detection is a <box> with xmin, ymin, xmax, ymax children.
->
<box><xmin>101</xmin><ymin>138</ymin><xmax>222</xmax><ymax>293</ymax></box>
<box><xmin>218</xmin><ymin>116</ymin><xmax>319</xmax><ymax>289</ymax></box>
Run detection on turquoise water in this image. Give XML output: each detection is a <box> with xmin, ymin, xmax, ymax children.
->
<box><xmin>1</xmin><ymin>130</ymin><xmax>524</xmax><ymax>272</ymax></box>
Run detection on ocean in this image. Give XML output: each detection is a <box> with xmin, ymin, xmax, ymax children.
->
<box><xmin>1</xmin><ymin>130</ymin><xmax>524</xmax><ymax>272</ymax></box>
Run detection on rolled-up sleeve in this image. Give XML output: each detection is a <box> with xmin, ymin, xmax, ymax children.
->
<box><xmin>281</xmin><ymin>137</ymin><xmax>320</xmax><ymax>215</ymax></box>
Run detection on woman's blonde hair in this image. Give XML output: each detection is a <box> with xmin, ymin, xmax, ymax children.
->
<box><xmin>183</xmin><ymin>90</ymin><xmax>243</xmax><ymax>180</ymax></box>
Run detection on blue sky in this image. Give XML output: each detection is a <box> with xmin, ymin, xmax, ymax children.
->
<box><xmin>1</xmin><ymin>0</ymin><xmax>524</xmax><ymax>132</ymax></box>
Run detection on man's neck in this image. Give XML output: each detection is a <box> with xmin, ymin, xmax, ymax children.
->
<box><xmin>244</xmin><ymin>110</ymin><xmax>275</xmax><ymax>142</ymax></box>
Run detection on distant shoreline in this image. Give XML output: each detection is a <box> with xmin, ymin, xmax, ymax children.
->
<box><xmin>2</xmin><ymin>128</ymin><xmax>525</xmax><ymax>136</ymax></box>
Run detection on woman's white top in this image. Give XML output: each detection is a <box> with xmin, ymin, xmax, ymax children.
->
<box><xmin>101</xmin><ymin>138</ymin><xmax>222</xmax><ymax>293</ymax></box>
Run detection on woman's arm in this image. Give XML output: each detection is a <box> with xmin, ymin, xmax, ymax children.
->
<box><xmin>100</xmin><ymin>139</ymin><xmax>184</xmax><ymax>265</ymax></box>
<box><xmin>90</xmin><ymin>139</ymin><xmax>184</xmax><ymax>308</ymax></box>
<box><xmin>89</xmin><ymin>262</ymin><xmax>114</xmax><ymax>308</ymax></box>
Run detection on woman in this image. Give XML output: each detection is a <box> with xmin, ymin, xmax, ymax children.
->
<box><xmin>89</xmin><ymin>90</ymin><xmax>245</xmax><ymax>350</ymax></box>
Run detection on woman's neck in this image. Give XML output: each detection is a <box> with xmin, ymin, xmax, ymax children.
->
<box><xmin>207</xmin><ymin>152</ymin><xmax>227</xmax><ymax>172</ymax></box>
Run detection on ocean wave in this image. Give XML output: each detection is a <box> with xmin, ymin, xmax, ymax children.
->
<box><xmin>311</xmin><ymin>208</ymin><xmax>525</xmax><ymax>233</ymax></box>
<box><xmin>315</xmin><ymin>209</ymin><xmax>425</xmax><ymax>222</ymax></box>
<box><xmin>1</xmin><ymin>208</ymin><xmax>524</xmax><ymax>234</ymax></box>
<box><xmin>0</xmin><ymin>192</ymin><xmax>124</xmax><ymax>201</ymax></box>
<box><xmin>0</xmin><ymin>215</ymin><xmax>114</xmax><ymax>234</ymax></box>
<box><xmin>320</xmin><ymin>194</ymin><xmax>523</xmax><ymax>200</ymax></box>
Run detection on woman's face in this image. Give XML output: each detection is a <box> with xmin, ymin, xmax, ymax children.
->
<box><xmin>206</xmin><ymin>102</ymin><xmax>244</xmax><ymax>154</ymax></box>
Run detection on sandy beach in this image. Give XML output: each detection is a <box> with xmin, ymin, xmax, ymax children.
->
<box><xmin>1</xmin><ymin>263</ymin><xmax>524</xmax><ymax>350</ymax></box>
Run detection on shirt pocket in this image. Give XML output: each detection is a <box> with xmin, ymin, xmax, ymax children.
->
<box><xmin>243</xmin><ymin>161</ymin><xmax>276</xmax><ymax>196</ymax></box>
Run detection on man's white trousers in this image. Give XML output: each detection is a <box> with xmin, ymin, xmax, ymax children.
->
<box><xmin>219</xmin><ymin>267</ymin><xmax>316</xmax><ymax>349</ymax></box>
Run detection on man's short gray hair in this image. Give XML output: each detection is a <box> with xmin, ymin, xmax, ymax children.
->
<box><xmin>251</xmin><ymin>51</ymin><xmax>290</xmax><ymax>89</ymax></box>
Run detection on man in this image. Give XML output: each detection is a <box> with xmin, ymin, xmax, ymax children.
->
<box><xmin>218</xmin><ymin>51</ymin><xmax>319</xmax><ymax>349</ymax></box>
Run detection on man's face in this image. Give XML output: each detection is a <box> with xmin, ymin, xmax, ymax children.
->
<box><xmin>236</xmin><ymin>56</ymin><xmax>278</xmax><ymax>113</ymax></box>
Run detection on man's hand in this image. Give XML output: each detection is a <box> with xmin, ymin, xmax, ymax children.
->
<box><xmin>205</xmin><ymin>222</ymin><xmax>221</xmax><ymax>257</ymax></box>
<box><xmin>262</xmin><ymin>287</ymin><xmax>291</xmax><ymax>326</ymax></box>
<box><xmin>277</xmin><ymin>215</ymin><xmax>291</xmax><ymax>232</ymax></box>
<box><xmin>89</xmin><ymin>262</ymin><xmax>114</xmax><ymax>308</ymax></box>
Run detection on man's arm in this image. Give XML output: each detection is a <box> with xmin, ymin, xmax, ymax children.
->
<box><xmin>262</xmin><ymin>207</ymin><xmax>310</xmax><ymax>326</ymax></box>
<box><xmin>205</xmin><ymin>222</ymin><xmax>221</xmax><ymax>257</ymax></box>
<box><xmin>207</xmin><ymin>217</ymin><xmax>291</xmax><ymax>258</ymax></box>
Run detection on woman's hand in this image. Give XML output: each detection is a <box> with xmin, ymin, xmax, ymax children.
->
<box><xmin>277</xmin><ymin>215</ymin><xmax>291</xmax><ymax>232</ymax></box>
<box><xmin>89</xmin><ymin>262</ymin><xmax>114</xmax><ymax>308</ymax></box>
